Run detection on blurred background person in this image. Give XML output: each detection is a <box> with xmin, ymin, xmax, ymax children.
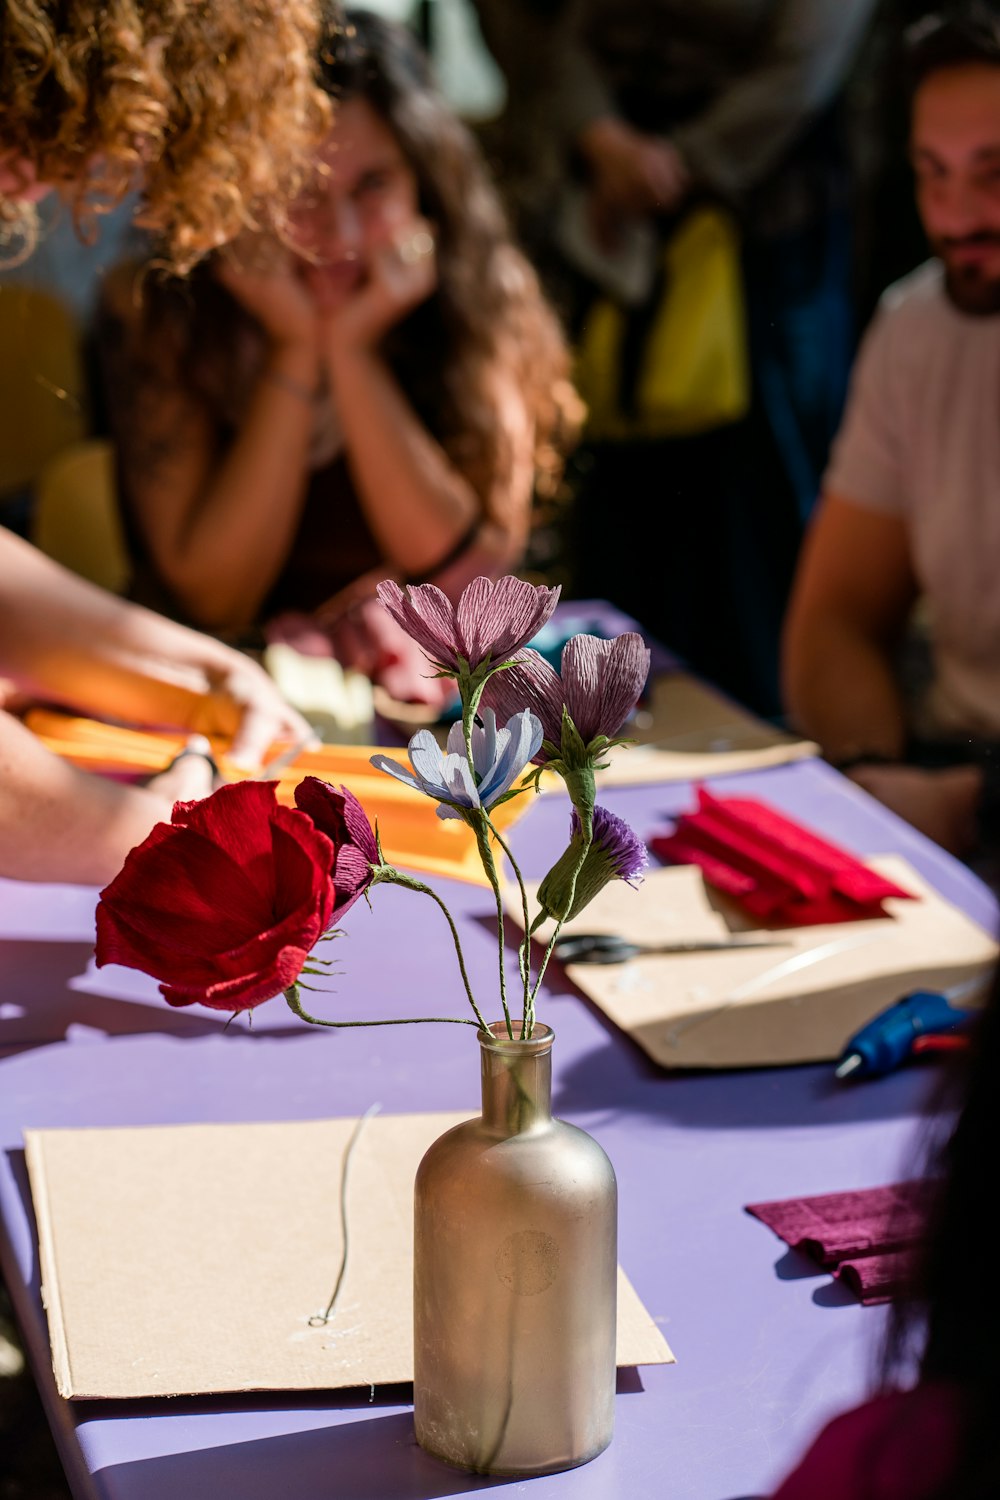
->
<box><xmin>471</xmin><ymin>0</ymin><xmax>876</xmax><ymax>716</ymax></box>
<box><xmin>783</xmin><ymin>0</ymin><xmax>1000</xmax><ymax>863</ymax></box>
<box><xmin>1</xmin><ymin>0</ymin><xmax>335</xmax><ymax>536</ymax></box>
<box><xmin>0</xmin><ymin>0</ymin><xmax>331</xmax><ymax>273</ymax></box>
<box><xmin>97</xmin><ymin>9</ymin><xmax>578</xmax><ymax>711</ymax></box>
<box><xmin>2</xmin><ymin>0</ymin><xmax>340</xmax><ymax>521</ymax></box>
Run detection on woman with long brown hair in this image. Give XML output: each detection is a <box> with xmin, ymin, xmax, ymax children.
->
<box><xmin>102</xmin><ymin>9</ymin><xmax>577</xmax><ymax>706</ymax></box>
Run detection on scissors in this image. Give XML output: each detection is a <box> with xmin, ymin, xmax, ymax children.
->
<box><xmin>159</xmin><ymin>735</ymin><xmax>310</xmax><ymax>785</ymax></box>
<box><xmin>550</xmin><ymin>931</ymin><xmax>793</xmax><ymax>965</ymax></box>
<box><xmin>259</xmin><ymin>738</ymin><xmax>313</xmax><ymax>778</ymax></box>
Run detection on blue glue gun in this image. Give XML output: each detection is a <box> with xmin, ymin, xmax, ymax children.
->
<box><xmin>835</xmin><ymin>989</ymin><xmax>975</xmax><ymax>1080</ymax></box>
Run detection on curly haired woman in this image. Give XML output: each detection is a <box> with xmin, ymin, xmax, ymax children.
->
<box><xmin>99</xmin><ymin>9</ymin><xmax>578</xmax><ymax>708</ymax></box>
<box><xmin>0</xmin><ymin>0</ymin><xmax>333</xmax><ymax>270</ymax></box>
<box><xmin>0</xmin><ymin>0</ymin><xmax>333</xmax><ymax>883</ymax></box>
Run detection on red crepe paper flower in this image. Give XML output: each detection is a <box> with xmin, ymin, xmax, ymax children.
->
<box><xmin>293</xmin><ymin>777</ymin><xmax>379</xmax><ymax>919</ymax></box>
<box><xmin>377</xmin><ymin>576</ymin><xmax>560</xmax><ymax>675</ymax></box>
<box><xmin>95</xmin><ymin>780</ymin><xmax>336</xmax><ymax>1012</ymax></box>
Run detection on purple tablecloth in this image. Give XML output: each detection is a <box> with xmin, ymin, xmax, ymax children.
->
<box><xmin>0</xmin><ymin>752</ymin><xmax>994</xmax><ymax>1500</ymax></box>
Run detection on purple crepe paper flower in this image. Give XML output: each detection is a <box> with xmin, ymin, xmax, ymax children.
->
<box><xmin>583</xmin><ymin>805</ymin><xmax>648</xmax><ymax>882</ymax></box>
<box><xmin>371</xmin><ymin>708</ymin><xmax>542</xmax><ymax>821</ymax></box>
<box><xmin>377</xmin><ymin>576</ymin><xmax>560</xmax><ymax>675</ymax></box>
<box><xmin>482</xmin><ymin>632</ymin><xmax>651</xmax><ymax>758</ymax></box>
<box><xmin>536</xmin><ymin>805</ymin><xmax>647</xmax><ymax>923</ymax></box>
<box><xmin>293</xmin><ymin>778</ymin><xmax>380</xmax><ymax>919</ymax></box>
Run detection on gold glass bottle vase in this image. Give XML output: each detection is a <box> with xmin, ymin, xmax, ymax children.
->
<box><xmin>413</xmin><ymin>1020</ymin><xmax>617</xmax><ymax>1475</ymax></box>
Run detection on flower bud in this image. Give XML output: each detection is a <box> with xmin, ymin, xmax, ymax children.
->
<box><xmin>536</xmin><ymin>806</ymin><xmax>646</xmax><ymax>924</ymax></box>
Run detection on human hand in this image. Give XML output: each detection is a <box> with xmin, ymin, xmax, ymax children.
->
<box><xmin>848</xmin><ymin>763</ymin><xmax>982</xmax><ymax>856</ymax></box>
<box><xmin>578</xmin><ymin>117</ymin><xmax>689</xmax><ymax>229</ymax></box>
<box><xmin>325</xmin><ymin>597</ymin><xmax>457</xmax><ymax>712</ymax></box>
<box><xmin>376</xmin><ymin>637</ymin><xmax>458</xmax><ymax>714</ymax></box>
<box><xmin>321</xmin><ymin>217</ymin><xmax>437</xmax><ymax>353</ymax></box>
<box><xmin>214</xmin><ymin>241</ymin><xmax>319</xmax><ymax>353</ymax></box>
<box><xmin>185</xmin><ymin>655</ymin><xmax>317</xmax><ymax>771</ymax></box>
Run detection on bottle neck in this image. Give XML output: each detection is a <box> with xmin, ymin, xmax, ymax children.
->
<box><xmin>479</xmin><ymin>1023</ymin><xmax>554</xmax><ymax>1136</ymax></box>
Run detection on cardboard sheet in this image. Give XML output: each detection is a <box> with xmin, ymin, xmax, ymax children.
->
<box><xmin>25</xmin><ymin>1113</ymin><xmax>674</xmax><ymax>1400</ymax></box>
<box><xmin>590</xmin><ymin>673</ymin><xmax>817</xmax><ymax>785</ymax></box>
<box><xmin>397</xmin><ymin>672</ymin><xmax>815</xmax><ymax>782</ymax></box>
<box><xmin>261</xmin><ymin>643</ymin><xmax>375</xmax><ymax>743</ymax></box>
<box><xmin>519</xmin><ymin>857</ymin><xmax>996</xmax><ymax>1069</ymax></box>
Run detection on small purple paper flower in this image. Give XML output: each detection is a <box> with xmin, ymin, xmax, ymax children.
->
<box><xmin>371</xmin><ymin>709</ymin><xmax>542</xmax><ymax>821</ymax></box>
<box><xmin>377</xmin><ymin>576</ymin><xmax>560</xmax><ymax>675</ymax></box>
<box><xmin>293</xmin><ymin>778</ymin><xmax>380</xmax><ymax>919</ymax></box>
<box><xmin>582</xmin><ymin>805</ymin><xmax>648</xmax><ymax>882</ymax></box>
<box><xmin>536</xmin><ymin>804</ymin><xmax>647</xmax><ymax>923</ymax></box>
<box><xmin>482</xmin><ymin>632</ymin><xmax>650</xmax><ymax>757</ymax></box>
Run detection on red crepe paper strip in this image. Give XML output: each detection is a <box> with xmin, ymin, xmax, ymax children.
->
<box><xmin>835</xmin><ymin>1251</ymin><xmax>919</xmax><ymax>1306</ymax></box>
<box><xmin>651</xmin><ymin>787</ymin><xmax>914</xmax><ymax>926</ymax></box>
<box><xmin>746</xmin><ymin>1182</ymin><xmax>932</xmax><ymax>1305</ymax></box>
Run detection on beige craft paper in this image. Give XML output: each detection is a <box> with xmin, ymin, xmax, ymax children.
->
<box><xmin>518</xmin><ymin>857</ymin><xmax>996</xmax><ymax>1069</ymax></box>
<box><xmin>551</xmin><ymin>673</ymin><xmax>817</xmax><ymax>788</ymax></box>
<box><xmin>25</xmin><ymin>1113</ymin><xmax>674</xmax><ymax>1401</ymax></box>
<box><xmin>414</xmin><ymin>670</ymin><xmax>815</xmax><ymax>781</ymax></box>
<box><xmin>262</xmin><ymin>643</ymin><xmax>375</xmax><ymax>744</ymax></box>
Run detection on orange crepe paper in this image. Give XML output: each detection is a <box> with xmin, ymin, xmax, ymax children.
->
<box><xmin>25</xmin><ymin>709</ymin><xmax>530</xmax><ymax>886</ymax></box>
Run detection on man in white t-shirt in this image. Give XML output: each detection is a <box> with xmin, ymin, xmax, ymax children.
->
<box><xmin>783</xmin><ymin>0</ymin><xmax>1000</xmax><ymax>857</ymax></box>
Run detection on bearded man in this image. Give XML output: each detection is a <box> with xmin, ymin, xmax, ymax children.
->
<box><xmin>783</xmin><ymin>0</ymin><xmax>1000</xmax><ymax>859</ymax></box>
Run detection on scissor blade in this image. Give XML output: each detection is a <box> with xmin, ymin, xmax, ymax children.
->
<box><xmin>654</xmin><ymin>937</ymin><xmax>790</xmax><ymax>953</ymax></box>
<box><xmin>258</xmin><ymin>739</ymin><xmax>311</xmax><ymax>778</ymax></box>
<box><xmin>554</xmin><ymin>935</ymin><xmax>792</xmax><ymax>963</ymax></box>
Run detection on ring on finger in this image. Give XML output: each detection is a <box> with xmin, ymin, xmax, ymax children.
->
<box><xmin>396</xmin><ymin>229</ymin><xmax>434</xmax><ymax>265</ymax></box>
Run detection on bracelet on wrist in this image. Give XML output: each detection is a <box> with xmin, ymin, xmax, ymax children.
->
<box><xmin>162</xmin><ymin>738</ymin><xmax>221</xmax><ymax>779</ymax></box>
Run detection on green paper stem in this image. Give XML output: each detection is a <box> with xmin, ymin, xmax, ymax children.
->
<box><xmin>377</xmin><ymin>869</ymin><xmax>491</xmax><ymax>1033</ymax></box>
<box><xmin>284</xmin><ymin>986</ymin><xmax>480</xmax><ymax>1029</ymax></box>
<box><xmin>529</xmin><ymin>825</ymin><xmax>593</xmax><ymax>1012</ymax></box>
<box><xmin>485</xmin><ymin>812</ymin><xmax>532</xmax><ymax>1028</ymax></box>
<box><xmin>472</xmin><ymin>814</ymin><xmax>514</xmax><ymax>1039</ymax></box>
